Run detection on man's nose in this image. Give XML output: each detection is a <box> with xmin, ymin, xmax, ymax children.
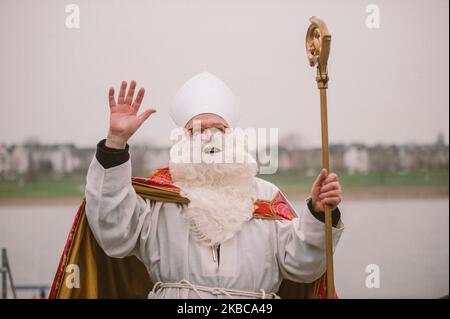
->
<box><xmin>201</xmin><ymin>129</ymin><xmax>213</xmax><ymax>142</ymax></box>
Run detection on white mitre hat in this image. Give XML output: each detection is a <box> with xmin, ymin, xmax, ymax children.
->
<box><xmin>169</xmin><ymin>72</ymin><xmax>240</xmax><ymax>127</ymax></box>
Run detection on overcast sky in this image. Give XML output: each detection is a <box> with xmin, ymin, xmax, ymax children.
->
<box><xmin>0</xmin><ymin>0</ymin><xmax>448</xmax><ymax>147</ymax></box>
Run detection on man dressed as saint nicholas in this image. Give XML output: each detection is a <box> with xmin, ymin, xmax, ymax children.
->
<box><xmin>50</xmin><ymin>72</ymin><xmax>344</xmax><ymax>299</ymax></box>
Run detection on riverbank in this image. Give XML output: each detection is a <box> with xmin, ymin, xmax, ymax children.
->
<box><xmin>0</xmin><ymin>170</ymin><xmax>447</xmax><ymax>205</ymax></box>
<box><xmin>279</xmin><ymin>185</ymin><xmax>449</xmax><ymax>201</ymax></box>
<box><xmin>0</xmin><ymin>185</ymin><xmax>447</xmax><ymax>206</ymax></box>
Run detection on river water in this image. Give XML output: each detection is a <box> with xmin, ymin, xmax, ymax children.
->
<box><xmin>0</xmin><ymin>199</ymin><xmax>448</xmax><ymax>298</ymax></box>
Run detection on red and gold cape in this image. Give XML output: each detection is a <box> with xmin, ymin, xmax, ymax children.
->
<box><xmin>49</xmin><ymin>168</ymin><xmax>336</xmax><ymax>299</ymax></box>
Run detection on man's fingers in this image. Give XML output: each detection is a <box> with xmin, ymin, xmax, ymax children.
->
<box><xmin>125</xmin><ymin>80</ymin><xmax>136</xmax><ymax>105</ymax></box>
<box><xmin>313</xmin><ymin>168</ymin><xmax>328</xmax><ymax>188</ymax></box>
<box><xmin>323</xmin><ymin>173</ymin><xmax>338</xmax><ymax>185</ymax></box>
<box><xmin>320</xmin><ymin>181</ymin><xmax>340</xmax><ymax>193</ymax></box>
<box><xmin>319</xmin><ymin>190</ymin><xmax>341</xmax><ymax>199</ymax></box>
<box><xmin>137</xmin><ymin>108</ymin><xmax>157</xmax><ymax>126</ymax></box>
<box><xmin>131</xmin><ymin>88</ymin><xmax>145</xmax><ymax>114</ymax></box>
<box><xmin>108</xmin><ymin>87</ymin><xmax>116</xmax><ymax>108</ymax></box>
<box><xmin>321</xmin><ymin>196</ymin><xmax>341</xmax><ymax>206</ymax></box>
<box><xmin>118</xmin><ymin>81</ymin><xmax>127</xmax><ymax>104</ymax></box>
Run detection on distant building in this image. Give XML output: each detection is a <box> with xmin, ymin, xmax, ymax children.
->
<box><xmin>0</xmin><ymin>138</ymin><xmax>447</xmax><ymax>180</ymax></box>
<box><xmin>20</xmin><ymin>143</ymin><xmax>79</xmax><ymax>176</ymax></box>
<box><xmin>344</xmin><ymin>144</ymin><xmax>369</xmax><ymax>174</ymax></box>
<box><xmin>11</xmin><ymin>145</ymin><xmax>29</xmax><ymax>176</ymax></box>
<box><xmin>0</xmin><ymin>144</ymin><xmax>11</xmax><ymax>178</ymax></box>
<box><xmin>72</xmin><ymin>147</ymin><xmax>96</xmax><ymax>174</ymax></box>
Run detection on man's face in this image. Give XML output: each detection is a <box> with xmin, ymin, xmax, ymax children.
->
<box><xmin>169</xmin><ymin>112</ymin><xmax>257</xmax><ymax>180</ymax></box>
<box><xmin>182</xmin><ymin>113</ymin><xmax>231</xmax><ymax>157</ymax></box>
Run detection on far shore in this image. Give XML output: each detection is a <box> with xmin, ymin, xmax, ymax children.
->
<box><xmin>0</xmin><ymin>186</ymin><xmax>447</xmax><ymax>207</ymax></box>
<box><xmin>280</xmin><ymin>185</ymin><xmax>449</xmax><ymax>201</ymax></box>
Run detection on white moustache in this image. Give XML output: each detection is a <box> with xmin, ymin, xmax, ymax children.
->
<box><xmin>202</xmin><ymin>144</ymin><xmax>222</xmax><ymax>154</ymax></box>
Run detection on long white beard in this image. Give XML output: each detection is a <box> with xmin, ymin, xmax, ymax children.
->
<box><xmin>169</xmin><ymin>130</ymin><xmax>257</xmax><ymax>246</ymax></box>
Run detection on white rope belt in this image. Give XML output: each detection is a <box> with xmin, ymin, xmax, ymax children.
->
<box><xmin>148</xmin><ymin>279</ymin><xmax>280</xmax><ymax>299</ymax></box>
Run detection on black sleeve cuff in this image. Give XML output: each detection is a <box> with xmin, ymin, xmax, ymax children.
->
<box><xmin>307</xmin><ymin>197</ymin><xmax>341</xmax><ymax>228</ymax></box>
<box><xmin>95</xmin><ymin>139</ymin><xmax>130</xmax><ymax>169</ymax></box>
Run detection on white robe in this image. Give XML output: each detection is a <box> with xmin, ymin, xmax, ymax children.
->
<box><xmin>85</xmin><ymin>157</ymin><xmax>344</xmax><ymax>299</ymax></box>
